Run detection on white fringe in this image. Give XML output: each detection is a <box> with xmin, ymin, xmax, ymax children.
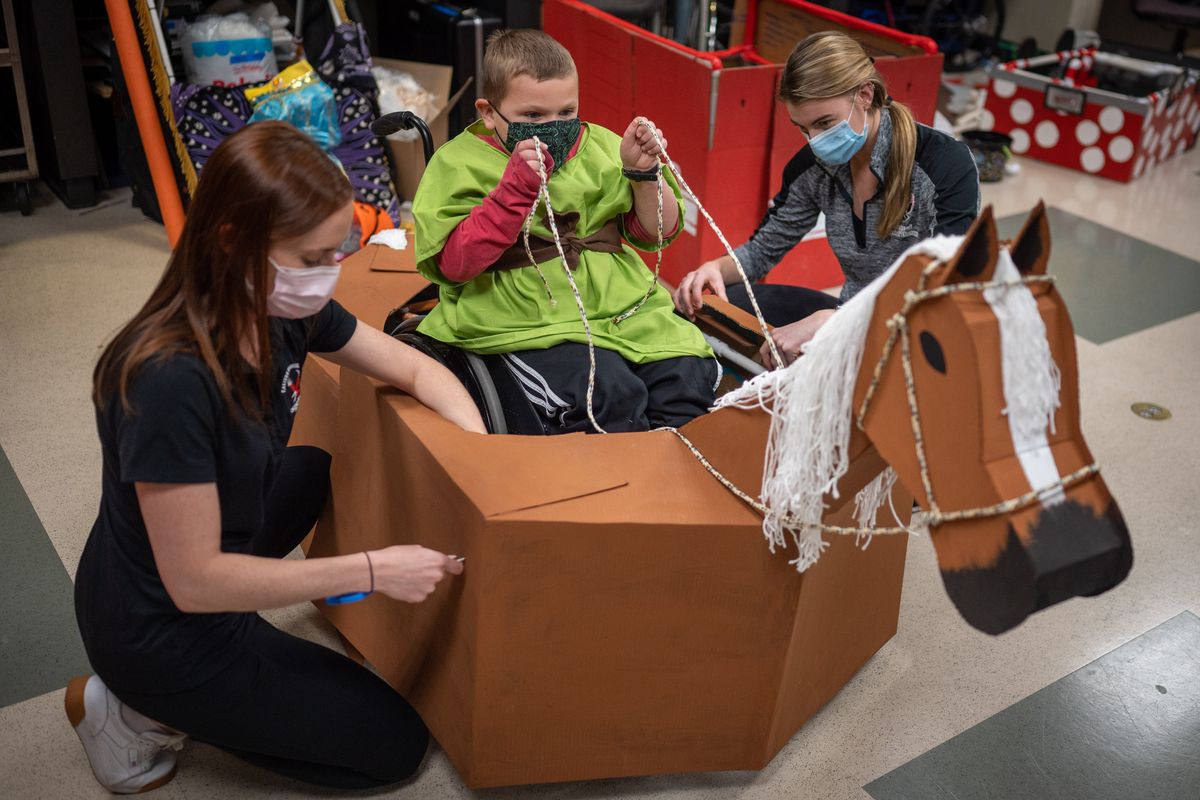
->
<box><xmin>852</xmin><ymin>468</ymin><xmax>899</xmax><ymax>550</ymax></box>
<box><xmin>717</xmin><ymin>236</ymin><xmax>964</xmax><ymax>571</ymax></box>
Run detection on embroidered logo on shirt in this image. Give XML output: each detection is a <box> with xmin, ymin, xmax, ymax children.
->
<box><xmin>893</xmin><ymin>191</ymin><xmax>934</xmax><ymax>240</ymax></box>
<box><xmin>280</xmin><ymin>363</ymin><xmax>301</xmax><ymax>414</ymax></box>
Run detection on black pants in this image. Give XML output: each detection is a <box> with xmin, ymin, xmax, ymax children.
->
<box><xmin>117</xmin><ymin>447</ymin><xmax>429</xmax><ymax>790</ymax></box>
<box><xmin>726</xmin><ymin>282</ymin><xmax>840</xmax><ymax>328</ymax></box>
<box><xmin>498</xmin><ymin>344</ymin><xmax>718</xmax><ymax>433</ymax></box>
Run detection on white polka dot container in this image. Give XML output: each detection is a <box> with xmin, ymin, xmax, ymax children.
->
<box><xmin>981</xmin><ymin>47</ymin><xmax>1200</xmax><ymax>182</ymax></box>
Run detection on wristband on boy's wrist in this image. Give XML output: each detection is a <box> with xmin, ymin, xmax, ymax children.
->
<box><xmin>622</xmin><ymin>163</ymin><xmax>661</xmax><ymax>182</ymax></box>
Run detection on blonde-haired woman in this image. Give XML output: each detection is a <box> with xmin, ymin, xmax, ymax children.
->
<box><xmin>674</xmin><ymin>31</ymin><xmax>979</xmax><ymax>367</ymax></box>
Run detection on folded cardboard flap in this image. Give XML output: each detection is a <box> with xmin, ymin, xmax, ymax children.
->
<box><xmin>362</xmin><ymin>242</ymin><xmax>420</xmax><ymax>273</ymax></box>
<box><xmin>367</xmin><ymin>377</ymin><xmax>631</xmax><ymax>518</ymax></box>
<box><xmin>374</xmin><ymin>58</ymin><xmax>474</xmax><ymax>201</ymax></box>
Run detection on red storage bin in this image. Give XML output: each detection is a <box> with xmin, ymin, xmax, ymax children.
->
<box><xmin>981</xmin><ymin>48</ymin><xmax>1200</xmax><ymax>183</ymax></box>
<box><xmin>543</xmin><ymin>0</ymin><xmax>941</xmax><ymax>290</ymax></box>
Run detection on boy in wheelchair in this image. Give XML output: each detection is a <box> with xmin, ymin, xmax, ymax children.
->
<box><xmin>410</xmin><ymin>29</ymin><xmax>717</xmax><ymax>435</ymax></box>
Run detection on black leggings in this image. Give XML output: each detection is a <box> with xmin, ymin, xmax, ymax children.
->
<box><xmin>117</xmin><ymin>446</ymin><xmax>429</xmax><ymax>790</ymax></box>
<box><xmin>726</xmin><ymin>282</ymin><xmax>840</xmax><ymax>328</ymax></box>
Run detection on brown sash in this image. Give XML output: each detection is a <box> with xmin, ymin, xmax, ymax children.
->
<box><xmin>489</xmin><ymin>211</ymin><xmax>624</xmax><ymax>272</ymax></box>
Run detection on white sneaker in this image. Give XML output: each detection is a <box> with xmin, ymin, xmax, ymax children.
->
<box><xmin>65</xmin><ymin>675</ymin><xmax>186</xmax><ymax>794</ymax></box>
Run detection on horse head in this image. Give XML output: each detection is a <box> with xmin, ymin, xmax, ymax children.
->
<box><xmin>854</xmin><ymin>204</ymin><xmax>1133</xmax><ymax>634</ymax></box>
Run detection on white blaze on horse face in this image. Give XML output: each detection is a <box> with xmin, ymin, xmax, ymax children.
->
<box><xmin>984</xmin><ymin>250</ymin><xmax>1065</xmax><ymax>507</ymax></box>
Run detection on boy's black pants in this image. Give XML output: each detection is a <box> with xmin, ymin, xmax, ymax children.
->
<box><xmin>496</xmin><ymin>344</ymin><xmax>719</xmax><ymax>433</ymax></box>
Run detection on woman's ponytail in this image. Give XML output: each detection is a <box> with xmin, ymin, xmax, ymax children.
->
<box><xmin>878</xmin><ymin>99</ymin><xmax>917</xmax><ymax>239</ymax></box>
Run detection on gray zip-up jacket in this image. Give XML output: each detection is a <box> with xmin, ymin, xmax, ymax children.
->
<box><xmin>733</xmin><ymin>111</ymin><xmax>980</xmax><ymax>300</ymax></box>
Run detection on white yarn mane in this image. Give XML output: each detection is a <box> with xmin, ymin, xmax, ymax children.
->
<box><xmin>716</xmin><ymin>235</ymin><xmax>966</xmax><ymax>570</ymax></box>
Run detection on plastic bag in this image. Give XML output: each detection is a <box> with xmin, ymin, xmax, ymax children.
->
<box><xmin>181</xmin><ymin>13</ymin><xmax>278</xmax><ymax>87</ymax></box>
<box><xmin>372</xmin><ymin>65</ymin><xmax>439</xmax><ymax>142</ymax></box>
<box><xmin>245</xmin><ymin>60</ymin><xmax>342</xmax><ymax>150</ymax></box>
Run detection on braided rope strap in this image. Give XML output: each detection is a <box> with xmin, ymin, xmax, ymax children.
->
<box><xmin>523</xmin><ymin>135</ymin><xmax>606</xmax><ymax>434</ymax></box>
<box><xmin>625</xmin><ymin>117</ymin><xmax>782</xmax><ymax>367</ymax></box>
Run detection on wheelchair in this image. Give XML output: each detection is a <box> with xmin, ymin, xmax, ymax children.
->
<box><xmin>383</xmin><ymin>284</ymin><xmax>767</xmax><ymax>436</ymax></box>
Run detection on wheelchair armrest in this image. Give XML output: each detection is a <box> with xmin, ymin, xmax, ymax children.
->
<box><xmin>696</xmin><ymin>296</ymin><xmax>770</xmax><ymax>358</ymax></box>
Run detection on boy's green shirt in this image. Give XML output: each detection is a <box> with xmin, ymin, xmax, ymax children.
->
<box><xmin>412</xmin><ymin>120</ymin><xmax>713</xmax><ymax>364</ymax></box>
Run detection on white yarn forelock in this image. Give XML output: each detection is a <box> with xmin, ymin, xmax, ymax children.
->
<box><xmin>717</xmin><ymin>235</ymin><xmax>965</xmax><ymax>571</ymax></box>
<box><xmin>986</xmin><ymin>249</ymin><xmax>1062</xmax><ymax>442</ymax></box>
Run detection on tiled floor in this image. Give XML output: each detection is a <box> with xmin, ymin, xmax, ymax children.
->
<box><xmin>1</xmin><ymin>144</ymin><xmax>1198</xmax><ymax>799</ymax></box>
<box><xmin>994</xmin><ymin>207</ymin><xmax>1200</xmax><ymax>344</ymax></box>
<box><xmin>865</xmin><ymin>611</ymin><xmax>1200</xmax><ymax>800</ymax></box>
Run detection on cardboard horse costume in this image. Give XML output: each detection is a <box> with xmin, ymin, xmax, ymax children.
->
<box><xmin>294</xmin><ymin>203</ymin><xmax>1131</xmax><ymax>787</ymax></box>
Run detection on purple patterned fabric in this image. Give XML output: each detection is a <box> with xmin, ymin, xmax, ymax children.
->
<box><xmin>172</xmin><ymin>83</ymin><xmax>255</xmax><ymax>172</ymax></box>
<box><xmin>317</xmin><ymin>23</ymin><xmax>377</xmax><ymax>98</ymax></box>
<box><xmin>318</xmin><ymin>23</ymin><xmax>401</xmax><ymax>222</ymax></box>
<box><xmin>169</xmin><ymin>23</ymin><xmax>400</xmax><ymax>223</ymax></box>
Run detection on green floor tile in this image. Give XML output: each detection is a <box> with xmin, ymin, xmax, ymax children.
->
<box><xmin>865</xmin><ymin>611</ymin><xmax>1200</xmax><ymax>800</ymax></box>
<box><xmin>0</xmin><ymin>447</ymin><xmax>90</xmax><ymax>708</ymax></box>
<box><xmin>997</xmin><ymin>207</ymin><xmax>1200</xmax><ymax>344</ymax></box>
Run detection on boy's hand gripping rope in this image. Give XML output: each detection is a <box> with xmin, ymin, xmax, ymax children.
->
<box><xmin>627</xmin><ymin>118</ymin><xmax>782</xmax><ymax>368</ymax></box>
<box><xmin>525</xmin><ymin>135</ymin><xmax>606</xmax><ymax>434</ymax></box>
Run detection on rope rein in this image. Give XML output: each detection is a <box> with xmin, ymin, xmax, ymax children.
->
<box><xmin>526</xmin><ymin>136</ymin><xmax>606</xmax><ymax>433</ymax></box>
<box><xmin>518</xmin><ymin>121</ymin><xmax>1099</xmax><ymax>544</ymax></box>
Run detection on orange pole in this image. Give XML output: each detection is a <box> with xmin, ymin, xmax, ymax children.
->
<box><xmin>104</xmin><ymin>0</ymin><xmax>186</xmax><ymax>247</ymax></box>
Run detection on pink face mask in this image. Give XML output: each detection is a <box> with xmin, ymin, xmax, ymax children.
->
<box><xmin>265</xmin><ymin>257</ymin><xmax>341</xmax><ymax>319</ymax></box>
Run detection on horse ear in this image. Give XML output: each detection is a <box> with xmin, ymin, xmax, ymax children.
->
<box><xmin>1008</xmin><ymin>201</ymin><xmax>1051</xmax><ymax>275</ymax></box>
<box><xmin>935</xmin><ymin>206</ymin><xmax>999</xmax><ymax>286</ymax></box>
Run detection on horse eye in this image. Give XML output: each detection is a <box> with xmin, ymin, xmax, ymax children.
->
<box><xmin>919</xmin><ymin>331</ymin><xmax>946</xmax><ymax>374</ymax></box>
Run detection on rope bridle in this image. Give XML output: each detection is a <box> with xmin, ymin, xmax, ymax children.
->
<box><xmin>518</xmin><ymin>120</ymin><xmax>1100</xmax><ymax>546</ymax></box>
<box><xmin>851</xmin><ymin>262</ymin><xmax>1101</xmax><ymax>532</ymax></box>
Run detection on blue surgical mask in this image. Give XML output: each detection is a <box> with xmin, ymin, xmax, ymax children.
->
<box><xmin>808</xmin><ymin>102</ymin><xmax>868</xmax><ymax>165</ymax></box>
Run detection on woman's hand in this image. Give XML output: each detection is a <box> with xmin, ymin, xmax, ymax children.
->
<box><xmin>758</xmin><ymin>309</ymin><xmax>836</xmax><ymax>369</ymax></box>
<box><xmin>673</xmin><ymin>260</ymin><xmax>729</xmax><ymax>320</ymax></box>
<box><xmin>369</xmin><ymin>545</ymin><xmax>464</xmax><ymax>603</ymax></box>
<box><xmin>621</xmin><ymin>118</ymin><xmax>665</xmax><ymax>171</ymax></box>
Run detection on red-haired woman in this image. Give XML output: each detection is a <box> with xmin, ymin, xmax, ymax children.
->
<box><xmin>66</xmin><ymin>121</ymin><xmax>485</xmax><ymax>793</ymax></box>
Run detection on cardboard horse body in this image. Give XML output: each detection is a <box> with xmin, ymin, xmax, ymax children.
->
<box><xmin>296</xmin><ymin>204</ymin><xmax>1130</xmax><ymax>787</ymax></box>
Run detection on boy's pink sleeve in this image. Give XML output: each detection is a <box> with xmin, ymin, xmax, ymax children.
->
<box><xmin>623</xmin><ymin>208</ymin><xmax>682</xmax><ymax>243</ymax></box>
<box><xmin>437</xmin><ymin>154</ymin><xmax>548</xmax><ymax>283</ymax></box>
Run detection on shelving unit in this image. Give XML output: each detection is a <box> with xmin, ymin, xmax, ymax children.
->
<box><xmin>0</xmin><ymin>0</ymin><xmax>38</xmax><ymax>215</ymax></box>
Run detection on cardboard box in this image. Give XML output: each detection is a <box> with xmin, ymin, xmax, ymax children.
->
<box><xmin>374</xmin><ymin>58</ymin><xmax>472</xmax><ymax>201</ymax></box>
<box><xmin>296</xmin><ymin>214</ymin><xmax>1132</xmax><ymax>785</ymax></box>
<box><xmin>298</xmin><ymin>245</ymin><xmax>911</xmax><ymax>788</ymax></box>
<box><xmin>981</xmin><ymin>48</ymin><xmax>1200</xmax><ymax>182</ymax></box>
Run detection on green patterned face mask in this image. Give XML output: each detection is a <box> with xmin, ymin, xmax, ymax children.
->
<box><xmin>495</xmin><ymin>107</ymin><xmax>581</xmax><ymax>172</ymax></box>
